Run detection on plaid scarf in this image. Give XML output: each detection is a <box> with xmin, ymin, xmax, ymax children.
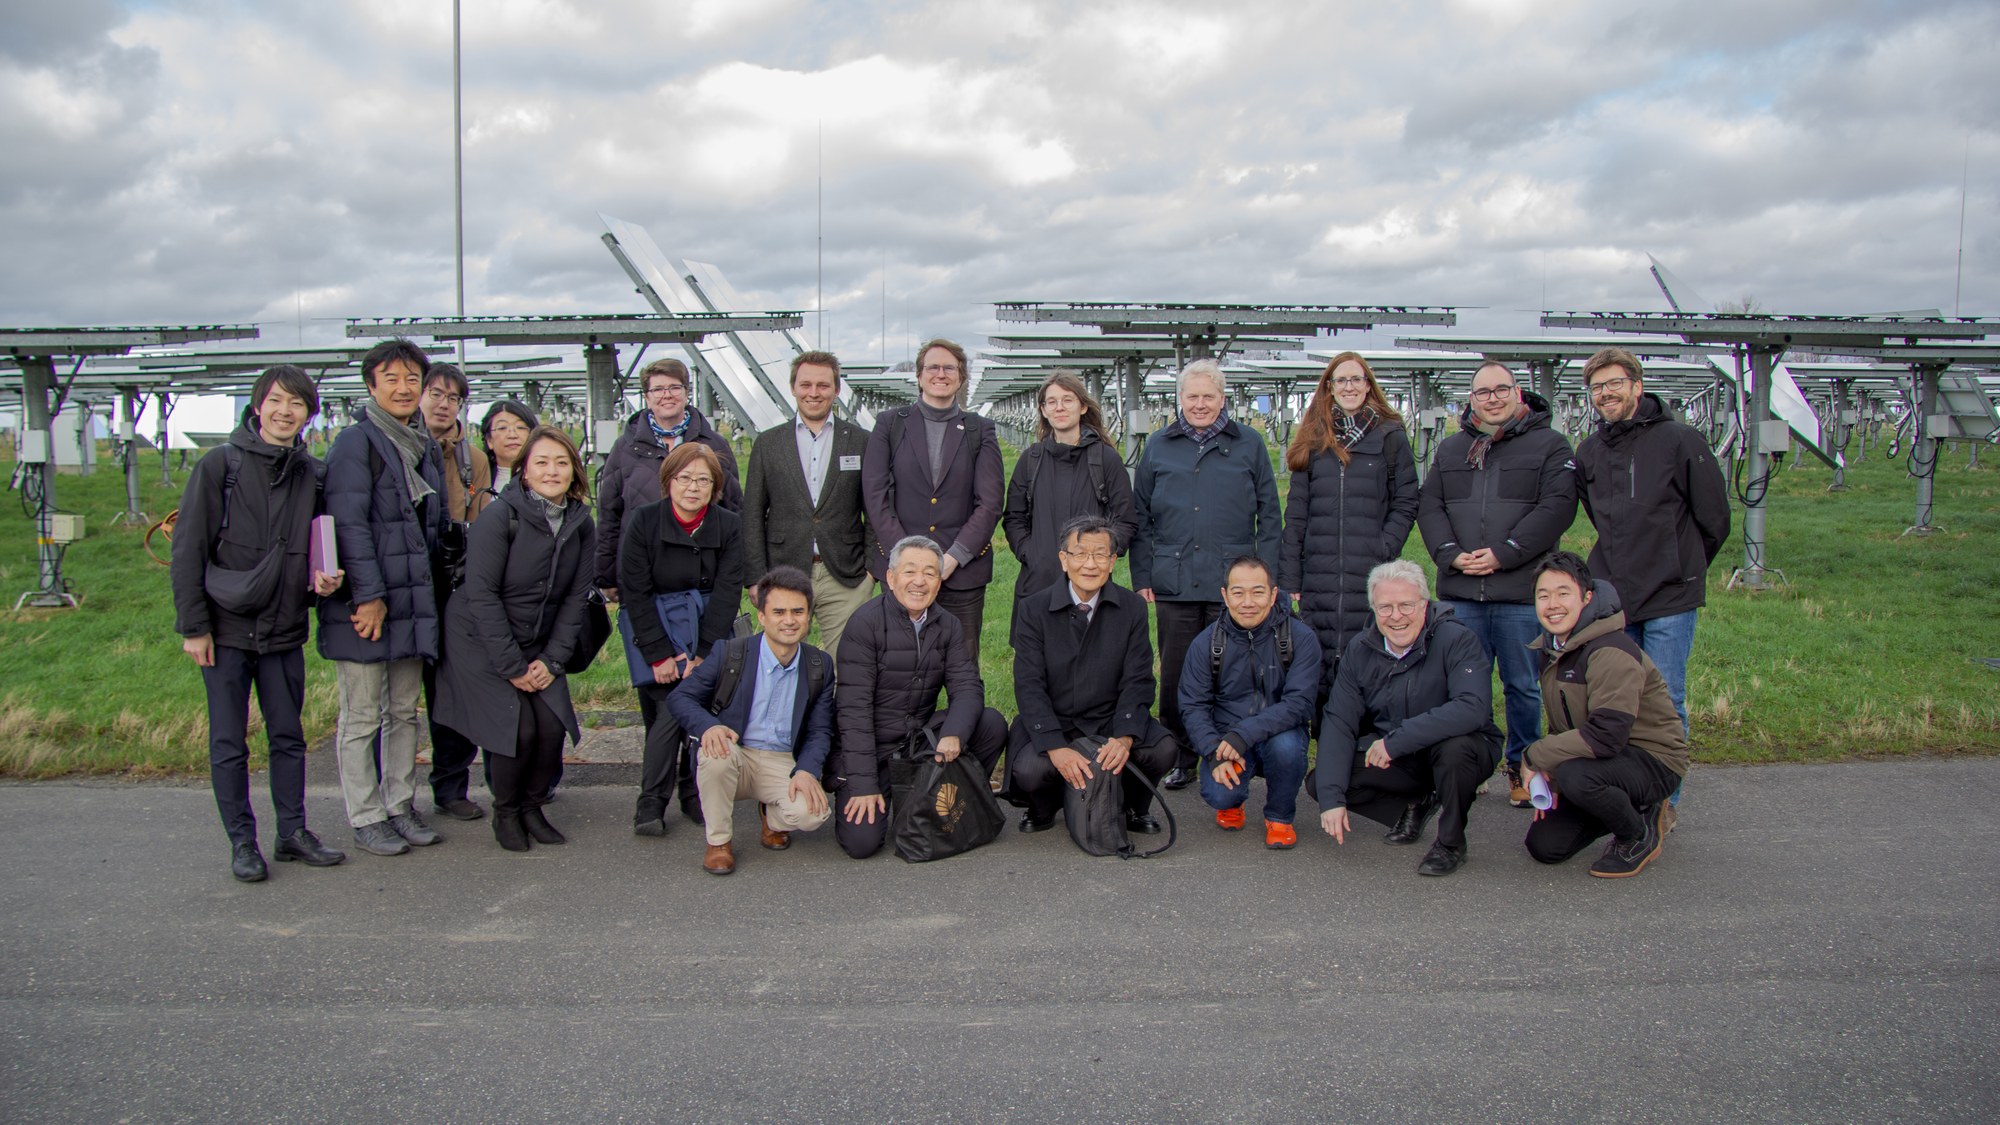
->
<box><xmin>1335</xmin><ymin>407</ymin><xmax>1376</xmax><ymax>451</ymax></box>
<box><xmin>1182</xmin><ymin>412</ymin><xmax>1227</xmax><ymax>446</ymax></box>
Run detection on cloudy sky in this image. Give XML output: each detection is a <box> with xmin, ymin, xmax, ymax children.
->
<box><xmin>2</xmin><ymin>0</ymin><xmax>1994</xmax><ymax>370</ymax></box>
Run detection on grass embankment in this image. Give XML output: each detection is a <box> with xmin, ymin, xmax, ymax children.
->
<box><xmin>1</xmin><ymin>438</ymin><xmax>1995</xmax><ymax>777</ymax></box>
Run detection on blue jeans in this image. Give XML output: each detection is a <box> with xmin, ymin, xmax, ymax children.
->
<box><xmin>1627</xmin><ymin>608</ymin><xmax>1697</xmax><ymax>805</ymax></box>
<box><xmin>1198</xmin><ymin>728</ymin><xmax>1309</xmax><ymax>824</ymax></box>
<box><xmin>1442</xmin><ymin>599</ymin><xmax>1542</xmax><ymax>765</ymax></box>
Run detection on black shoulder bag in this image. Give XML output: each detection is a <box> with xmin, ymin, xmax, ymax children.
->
<box><xmin>1062</xmin><ymin>735</ymin><xmax>1177</xmax><ymax>859</ymax></box>
<box><xmin>888</xmin><ymin>726</ymin><xmax>1006</xmax><ymax>863</ymax></box>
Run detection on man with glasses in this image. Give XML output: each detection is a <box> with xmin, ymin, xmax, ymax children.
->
<box><xmin>862</xmin><ymin>338</ymin><xmax>1004</xmax><ymax>657</ymax></box>
<box><xmin>1314</xmin><ymin>560</ymin><xmax>1501</xmax><ymax>877</ymax></box>
<box><xmin>1574</xmin><ymin>349</ymin><xmax>1729</xmax><ymax>822</ymax></box>
<box><xmin>1416</xmin><ymin>360</ymin><xmax>1577</xmax><ymax>808</ymax></box>
<box><xmin>596</xmin><ymin>358</ymin><xmax>742</xmax><ymax>601</ymax></box>
<box><xmin>415</xmin><ymin>363</ymin><xmax>492</xmax><ymax>820</ymax></box>
<box><xmin>1008</xmin><ymin>516</ymin><xmax>1178</xmax><ymax>835</ymax></box>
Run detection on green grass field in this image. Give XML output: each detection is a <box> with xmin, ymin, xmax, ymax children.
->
<box><xmin>1</xmin><ymin>435</ymin><xmax>1995</xmax><ymax>777</ymax></box>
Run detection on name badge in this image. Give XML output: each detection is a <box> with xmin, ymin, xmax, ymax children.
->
<box><xmin>839</xmin><ymin>455</ymin><xmax>861</xmax><ymax>471</ymax></box>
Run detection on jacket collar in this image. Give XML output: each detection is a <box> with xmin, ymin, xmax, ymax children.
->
<box><xmin>1041</xmin><ymin>579</ymin><xmax>1130</xmax><ymax>615</ymax></box>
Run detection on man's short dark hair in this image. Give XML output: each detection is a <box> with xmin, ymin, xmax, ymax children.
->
<box><xmin>1223</xmin><ymin>555</ymin><xmax>1273</xmax><ymax>586</ymax></box>
<box><xmin>789</xmin><ymin>350</ymin><xmax>842</xmax><ymax>387</ymax></box>
<box><xmin>753</xmin><ymin>565</ymin><xmax>814</xmax><ymax>611</ymax></box>
<box><xmin>360</xmin><ymin>338</ymin><xmax>431</xmax><ymax>388</ymax></box>
<box><xmin>423</xmin><ymin>362</ymin><xmax>469</xmax><ymax>398</ymax></box>
<box><xmin>247</xmin><ymin>364</ymin><xmax>320</xmax><ymax>424</ymax></box>
<box><xmin>1536</xmin><ymin>550</ymin><xmax>1593</xmax><ymax>593</ymax></box>
<box><xmin>1582</xmin><ymin>347</ymin><xmax>1643</xmax><ymax>386</ymax></box>
<box><xmin>1058</xmin><ymin>513</ymin><xmax>1115</xmax><ymax>553</ymax></box>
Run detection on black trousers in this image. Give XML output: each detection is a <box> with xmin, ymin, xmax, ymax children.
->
<box><xmin>1339</xmin><ymin>733</ymin><xmax>1498</xmax><ymax>851</ymax></box>
<box><xmin>1525</xmin><ymin>750</ymin><xmax>1679</xmax><ymax>864</ymax></box>
<box><xmin>423</xmin><ymin>655</ymin><xmax>486</xmax><ymax>803</ymax></box>
<box><xmin>835</xmin><ymin>708</ymin><xmax>1008</xmax><ymax>859</ymax></box>
<box><xmin>1007</xmin><ymin>716</ymin><xmax>1179</xmax><ymax>822</ymax></box>
<box><xmin>636</xmin><ymin>681</ymin><xmax>697</xmax><ymax>808</ymax></box>
<box><xmin>202</xmin><ymin>645</ymin><xmax>308</xmax><ymax>847</ymax></box>
<box><xmin>488</xmin><ymin>691</ymin><xmax>564</xmax><ymax>816</ymax></box>
<box><xmin>935</xmin><ymin>584</ymin><xmax>986</xmax><ymax>663</ymax></box>
<box><xmin>1154</xmin><ymin>600</ymin><xmax>1222</xmax><ymax>765</ymax></box>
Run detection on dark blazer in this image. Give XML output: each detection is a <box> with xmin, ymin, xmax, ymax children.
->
<box><xmin>617</xmin><ymin>501</ymin><xmax>745</xmax><ymax>666</ymax></box>
<box><xmin>171</xmin><ymin>425</ymin><xmax>322</xmax><ymax>654</ymax></box>
<box><xmin>834</xmin><ymin>594</ymin><xmax>984</xmax><ymax>796</ymax></box>
<box><xmin>595</xmin><ymin>406</ymin><xmax>742</xmax><ymax>588</ymax></box>
<box><xmin>741</xmin><ymin>416</ymin><xmax>870</xmax><ymax>584</ymax></box>
<box><xmin>1012</xmin><ymin>579</ymin><xmax>1156</xmax><ymax>756</ymax></box>
<box><xmin>316</xmin><ymin>409</ymin><xmax>447</xmax><ymax>664</ymax></box>
<box><xmin>861</xmin><ymin>405</ymin><xmax>1005</xmax><ymax>588</ymax></box>
<box><xmin>667</xmin><ymin>635</ymin><xmax>837</xmax><ymax>780</ymax></box>
<box><xmin>433</xmin><ymin>483</ymin><xmax>595</xmax><ymax>756</ymax></box>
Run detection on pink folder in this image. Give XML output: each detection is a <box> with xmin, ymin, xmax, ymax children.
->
<box><xmin>310</xmin><ymin>515</ymin><xmax>338</xmax><ymax>577</ymax></box>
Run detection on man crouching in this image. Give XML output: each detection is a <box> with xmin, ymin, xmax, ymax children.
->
<box><xmin>667</xmin><ymin>567</ymin><xmax>835</xmax><ymax>874</ymax></box>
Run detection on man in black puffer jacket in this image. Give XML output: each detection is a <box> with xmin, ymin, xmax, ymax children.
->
<box><xmin>1315</xmin><ymin>560</ymin><xmax>1503</xmax><ymax>877</ymax></box>
<box><xmin>173</xmin><ymin>365</ymin><xmax>349</xmax><ymax>882</ymax></box>
<box><xmin>317</xmin><ymin>339</ymin><xmax>448</xmax><ymax>858</ymax></box>
<box><xmin>1416</xmin><ymin>361</ymin><xmax>1577</xmax><ymax>805</ymax></box>
<box><xmin>831</xmin><ymin>535</ymin><xmax>1007</xmax><ymax>859</ymax></box>
<box><xmin>594</xmin><ymin>358</ymin><xmax>743</xmax><ymax>596</ymax></box>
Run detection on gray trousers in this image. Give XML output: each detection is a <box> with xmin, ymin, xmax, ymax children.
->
<box><xmin>333</xmin><ymin>658</ymin><xmax>424</xmax><ymax>828</ymax></box>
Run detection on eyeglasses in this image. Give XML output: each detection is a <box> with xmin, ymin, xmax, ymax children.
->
<box><xmin>647</xmin><ymin>384</ymin><xmax>687</xmax><ymax>398</ymax></box>
<box><xmin>1372</xmin><ymin>600</ymin><xmax>1423</xmax><ymax>617</ymax></box>
<box><xmin>1062</xmin><ymin>549</ymin><xmax>1113</xmax><ymax>564</ymax></box>
<box><xmin>1332</xmin><ymin>376</ymin><xmax>1368</xmax><ymax>388</ymax></box>
<box><xmin>672</xmin><ymin>475</ymin><xmax>715</xmax><ymax>488</ymax></box>
<box><xmin>921</xmin><ymin>363</ymin><xmax>962</xmax><ymax>376</ymax></box>
<box><xmin>423</xmin><ymin>389</ymin><xmax>464</xmax><ymax>407</ymax></box>
<box><xmin>1469</xmin><ymin>385</ymin><xmax>1516</xmax><ymax>402</ymax></box>
<box><xmin>1589</xmin><ymin>376</ymin><xmax>1634</xmax><ymax>396</ymax></box>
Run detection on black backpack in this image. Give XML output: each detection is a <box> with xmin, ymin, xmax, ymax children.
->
<box><xmin>1210</xmin><ymin>611</ymin><xmax>1295</xmax><ymax>685</ymax></box>
<box><xmin>1061</xmin><ymin>735</ymin><xmax>1177</xmax><ymax>859</ymax></box>
<box><xmin>707</xmin><ymin>634</ymin><xmax>829</xmax><ymax>713</ymax></box>
<box><xmin>1015</xmin><ymin>440</ymin><xmax>1111</xmax><ymax>516</ymax></box>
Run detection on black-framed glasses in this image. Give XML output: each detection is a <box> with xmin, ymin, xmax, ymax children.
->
<box><xmin>1589</xmin><ymin>376</ymin><xmax>1634</xmax><ymax>396</ymax></box>
<box><xmin>1469</xmin><ymin>385</ymin><xmax>1515</xmax><ymax>401</ymax></box>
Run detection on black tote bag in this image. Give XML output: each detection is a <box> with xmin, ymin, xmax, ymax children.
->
<box><xmin>889</xmin><ymin>728</ymin><xmax>1006</xmax><ymax>863</ymax></box>
<box><xmin>1061</xmin><ymin>736</ymin><xmax>1177</xmax><ymax>859</ymax></box>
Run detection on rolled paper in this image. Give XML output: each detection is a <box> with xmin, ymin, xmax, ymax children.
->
<box><xmin>1528</xmin><ymin>772</ymin><xmax>1553</xmax><ymax>810</ymax></box>
<box><xmin>310</xmin><ymin>514</ymin><xmax>338</xmax><ymax>578</ymax></box>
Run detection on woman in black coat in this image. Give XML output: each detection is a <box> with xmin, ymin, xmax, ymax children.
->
<box><xmin>619</xmin><ymin>442</ymin><xmax>746</xmax><ymax>837</ymax></box>
<box><xmin>171</xmin><ymin>365</ymin><xmax>349</xmax><ymax>881</ymax></box>
<box><xmin>1001</xmin><ymin>372</ymin><xmax>1137</xmax><ymax>605</ymax></box>
<box><xmin>1278</xmin><ymin>352</ymin><xmax>1420</xmax><ymax>711</ymax></box>
<box><xmin>434</xmin><ymin>426</ymin><xmax>597</xmax><ymax>852</ymax></box>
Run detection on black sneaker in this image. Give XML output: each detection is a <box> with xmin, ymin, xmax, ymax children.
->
<box><xmin>433</xmin><ymin>797</ymin><xmax>486</xmax><ymax>821</ymax></box>
<box><xmin>1384</xmin><ymin>792</ymin><xmax>1440</xmax><ymax>845</ymax></box>
<box><xmin>1589</xmin><ymin>813</ymin><xmax>1664</xmax><ymax>878</ymax></box>
<box><xmin>634</xmin><ymin>798</ymin><xmax>668</xmax><ymax>837</ymax></box>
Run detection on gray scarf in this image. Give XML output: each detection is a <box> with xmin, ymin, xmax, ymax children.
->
<box><xmin>364</xmin><ymin>401</ymin><xmax>436</xmax><ymax>506</ymax></box>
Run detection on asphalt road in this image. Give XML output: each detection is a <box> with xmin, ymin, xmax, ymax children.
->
<box><xmin>1</xmin><ymin>757</ymin><xmax>1994</xmax><ymax>1123</ymax></box>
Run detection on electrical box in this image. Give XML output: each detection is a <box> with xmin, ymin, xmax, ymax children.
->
<box><xmin>48</xmin><ymin>514</ymin><xmax>85</xmax><ymax>544</ymax></box>
<box><xmin>1926</xmin><ymin>415</ymin><xmax>1957</xmax><ymax>440</ymax></box>
<box><xmin>20</xmin><ymin>429</ymin><xmax>51</xmax><ymax>463</ymax></box>
<box><xmin>1839</xmin><ymin>410</ymin><xmax>1857</xmax><ymax>425</ymax></box>
<box><xmin>1753</xmin><ymin>419</ymin><xmax>1792</xmax><ymax>453</ymax></box>
<box><xmin>1420</xmin><ymin>407</ymin><xmax>1451</xmax><ymax>427</ymax></box>
<box><xmin>593</xmin><ymin>420</ymin><xmax>622</xmax><ymax>455</ymax></box>
<box><xmin>1127</xmin><ymin>410</ymin><xmax>1152</xmax><ymax>437</ymax></box>
<box><xmin>118</xmin><ymin>412</ymin><xmax>134</xmax><ymax>441</ymax></box>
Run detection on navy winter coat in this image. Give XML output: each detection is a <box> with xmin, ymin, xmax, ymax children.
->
<box><xmin>1178</xmin><ymin>608</ymin><xmax>1322</xmax><ymax>758</ymax></box>
<box><xmin>1278</xmin><ymin>420</ymin><xmax>1419</xmax><ymax>673</ymax></box>
<box><xmin>1131</xmin><ymin>416</ymin><xmax>1283</xmax><ymax>603</ymax></box>
<box><xmin>432</xmin><ymin>483</ymin><xmax>596</xmax><ymax>757</ymax></box>
<box><xmin>315</xmin><ymin>410</ymin><xmax>446</xmax><ymax>664</ymax></box>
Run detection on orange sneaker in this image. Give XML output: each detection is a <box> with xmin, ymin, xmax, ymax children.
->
<box><xmin>1264</xmin><ymin>821</ymin><xmax>1297</xmax><ymax>850</ymax></box>
<box><xmin>1215</xmin><ymin>808</ymin><xmax>1246</xmax><ymax>831</ymax></box>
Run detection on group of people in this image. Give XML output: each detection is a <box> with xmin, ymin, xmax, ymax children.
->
<box><xmin>173</xmin><ymin>333</ymin><xmax>1728</xmax><ymax>883</ymax></box>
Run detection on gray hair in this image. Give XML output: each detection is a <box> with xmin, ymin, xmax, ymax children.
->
<box><xmin>1366</xmin><ymin>559</ymin><xmax>1430</xmax><ymax>605</ymax></box>
<box><xmin>887</xmin><ymin>535</ymin><xmax>944</xmax><ymax>571</ymax></box>
<box><xmin>1178</xmin><ymin>358</ymin><xmax>1227</xmax><ymax>396</ymax></box>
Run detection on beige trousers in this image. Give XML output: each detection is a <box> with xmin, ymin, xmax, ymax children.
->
<box><xmin>810</xmin><ymin>561</ymin><xmax>873</xmax><ymax>658</ymax></box>
<box><xmin>696</xmin><ymin>744</ymin><xmax>832</xmax><ymax>846</ymax></box>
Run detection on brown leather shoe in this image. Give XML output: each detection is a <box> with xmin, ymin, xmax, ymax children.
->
<box><xmin>702</xmin><ymin>842</ymin><xmax>735</xmax><ymax>875</ymax></box>
<box><xmin>758</xmin><ymin>803</ymin><xmax>791</xmax><ymax>850</ymax></box>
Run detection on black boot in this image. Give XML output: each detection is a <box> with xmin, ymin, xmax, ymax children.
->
<box><xmin>522</xmin><ymin>806</ymin><xmax>566</xmax><ymax>845</ymax></box>
<box><xmin>493</xmin><ymin>813</ymin><xmax>531</xmax><ymax>852</ymax></box>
